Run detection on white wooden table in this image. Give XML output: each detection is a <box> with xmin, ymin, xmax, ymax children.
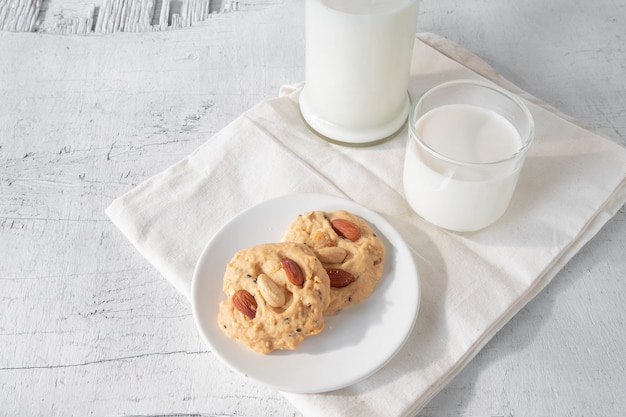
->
<box><xmin>1</xmin><ymin>0</ymin><xmax>625</xmax><ymax>416</ymax></box>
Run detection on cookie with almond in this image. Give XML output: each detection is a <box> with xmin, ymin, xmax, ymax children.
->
<box><xmin>217</xmin><ymin>242</ymin><xmax>330</xmax><ymax>354</ymax></box>
<box><xmin>282</xmin><ymin>210</ymin><xmax>385</xmax><ymax>314</ymax></box>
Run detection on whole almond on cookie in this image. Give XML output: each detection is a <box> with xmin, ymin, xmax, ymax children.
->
<box><xmin>281</xmin><ymin>257</ymin><xmax>305</xmax><ymax>287</ymax></box>
<box><xmin>331</xmin><ymin>219</ymin><xmax>361</xmax><ymax>241</ymax></box>
<box><xmin>232</xmin><ymin>289</ymin><xmax>257</xmax><ymax>319</ymax></box>
<box><xmin>326</xmin><ymin>268</ymin><xmax>356</xmax><ymax>288</ymax></box>
<box><xmin>315</xmin><ymin>246</ymin><xmax>348</xmax><ymax>264</ymax></box>
<box><xmin>257</xmin><ymin>273</ymin><xmax>286</xmax><ymax>308</ymax></box>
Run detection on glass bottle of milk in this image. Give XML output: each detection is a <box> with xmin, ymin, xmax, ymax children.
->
<box><xmin>299</xmin><ymin>0</ymin><xmax>420</xmax><ymax>146</ymax></box>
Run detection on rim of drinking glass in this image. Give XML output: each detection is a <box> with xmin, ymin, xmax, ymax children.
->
<box><xmin>409</xmin><ymin>79</ymin><xmax>535</xmax><ymax>166</ymax></box>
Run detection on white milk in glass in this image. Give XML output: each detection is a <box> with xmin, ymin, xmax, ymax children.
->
<box><xmin>300</xmin><ymin>0</ymin><xmax>419</xmax><ymax>144</ymax></box>
<box><xmin>404</xmin><ymin>104</ymin><xmax>524</xmax><ymax>232</ymax></box>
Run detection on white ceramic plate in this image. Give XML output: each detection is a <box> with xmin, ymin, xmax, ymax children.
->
<box><xmin>191</xmin><ymin>193</ymin><xmax>420</xmax><ymax>394</ymax></box>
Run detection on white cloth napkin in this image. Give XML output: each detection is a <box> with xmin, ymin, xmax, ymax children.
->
<box><xmin>106</xmin><ymin>33</ymin><xmax>626</xmax><ymax>417</ymax></box>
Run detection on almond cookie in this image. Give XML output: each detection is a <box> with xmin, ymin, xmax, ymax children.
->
<box><xmin>282</xmin><ymin>210</ymin><xmax>385</xmax><ymax>314</ymax></box>
<box><xmin>217</xmin><ymin>242</ymin><xmax>330</xmax><ymax>354</ymax></box>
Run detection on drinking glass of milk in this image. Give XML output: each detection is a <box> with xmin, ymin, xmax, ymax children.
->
<box><xmin>403</xmin><ymin>80</ymin><xmax>535</xmax><ymax>232</ymax></box>
<box><xmin>299</xmin><ymin>0</ymin><xmax>420</xmax><ymax>146</ymax></box>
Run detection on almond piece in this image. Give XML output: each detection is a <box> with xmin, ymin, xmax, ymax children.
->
<box><xmin>311</xmin><ymin>230</ymin><xmax>333</xmax><ymax>247</ymax></box>
<box><xmin>331</xmin><ymin>219</ymin><xmax>361</xmax><ymax>241</ymax></box>
<box><xmin>281</xmin><ymin>257</ymin><xmax>305</xmax><ymax>287</ymax></box>
<box><xmin>257</xmin><ymin>273</ymin><xmax>286</xmax><ymax>308</ymax></box>
<box><xmin>315</xmin><ymin>246</ymin><xmax>348</xmax><ymax>264</ymax></box>
<box><xmin>326</xmin><ymin>268</ymin><xmax>356</xmax><ymax>288</ymax></box>
<box><xmin>232</xmin><ymin>289</ymin><xmax>257</xmax><ymax>319</ymax></box>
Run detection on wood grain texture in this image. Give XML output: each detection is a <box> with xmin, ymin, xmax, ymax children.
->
<box><xmin>0</xmin><ymin>0</ymin><xmax>228</xmax><ymax>34</ymax></box>
<box><xmin>1</xmin><ymin>2</ymin><xmax>304</xmax><ymax>416</ymax></box>
<box><xmin>1</xmin><ymin>0</ymin><xmax>625</xmax><ymax>416</ymax></box>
